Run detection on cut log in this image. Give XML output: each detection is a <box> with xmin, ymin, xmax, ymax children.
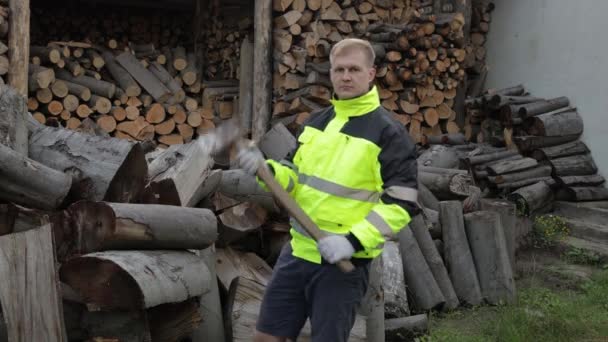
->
<box><xmin>55</xmin><ymin>69</ymin><xmax>116</xmax><ymax>99</ymax></box>
<box><xmin>148</xmin><ymin>300</ymin><xmax>202</xmax><ymax>342</ymax></box>
<box><xmin>555</xmin><ymin>186</ymin><xmax>608</xmax><ymax>202</ymax></box>
<box><xmin>418</xmin><ymin>182</ymin><xmax>440</xmax><ymax>211</ymax></box>
<box><xmin>28</xmin><ymin>64</ymin><xmax>55</xmax><ymax>90</ymax></box>
<box><xmin>489</xmin><ymin>165</ymin><xmax>553</xmax><ymax>185</ymax></box>
<box><xmin>215</xmin><ymin>248</ymin><xmax>273</xmax><ymax>293</ymax></box>
<box><xmin>486</xmin><ymin>157</ymin><xmax>538</xmax><ymax>176</ymax></box>
<box><xmin>238</xmin><ymin>37</ymin><xmax>254</xmax><ymax>133</ymax></box>
<box><xmin>397</xmin><ymin>228</ymin><xmax>445</xmax><ymax>311</ymax></box>
<box><xmin>60</xmin><ymin>250</ymin><xmax>211</xmax><ymax>310</ymax></box>
<box><xmin>518</xmin><ymin>96</ymin><xmax>570</xmax><ymax>117</ymax></box>
<box><xmin>550</xmin><ymin>154</ymin><xmax>598</xmax><ymax>177</ymax></box>
<box><xmin>217</xmin><ymin>170</ymin><xmax>278</xmax><ymax>212</ymax></box>
<box><xmin>101</xmin><ymin>51</ymin><xmax>141</xmax><ymax>97</ymax></box>
<box><xmin>466</xmin><ymin>150</ymin><xmax>519</xmax><ymax>166</ymax></box>
<box><xmin>555</xmin><ymin>174</ymin><xmax>605</xmax><ymax>187</ymax></box>
<box><xmin>531</xmin><ymin>140</ymin><xmax>589</xmax><ymax>161</ymax></box>
<box><xmin>8</xmin><ymin>0</ymin><xmax>29</xmax><ymax>96</ymax></box>
<box><xmin>410</xmin><ymin>214</ymin><xmax>459</xmax><ymax>310</ymax></box>
<box><xmin>214</xmin><ymin>192</ymin><xmax>268</xmax><ymax>245</ymax></box>
<box><xmin>439</xmin><ymin>201</ymin><xmax>483</xmax><ymax>306</ymax></box>
<box><xmin>149</xmin><ymin>62</ymin><xmax>185</xmax><ymax>101</ymax></box>
<box><xmin>525</xmin><ymin>110</ymin><xmax>583</xmax><ymax>137</ymax></box>
<box><xmin>381</xmin><ymin>241</ymin><xmax>410</xmax><ymax>318</ymax></box>
<box><xmin>81</xmin><ymin>309</ymin><xmax>151</xmax><ymax>342</ymax></box>
<box><xmin>89</xmin><ymin>95</ymin><xmax>112</xmax><ymax>114</ymax></box>
<box><xmin>0</xmin><ymin>142</ymin><xmax>71</xmax><ymax>210</ymax></box>
<box><xmin>422</xmin><ymin>133</ymin><xmax>466</xmax><ymax>146</ymax></box>
<box><xmin>252</xmin><ymin>0</ymin><xmax>273</xmax><ymax>141</ymax></box>
<box><xmin>0</xmin><ymin>224</ymin><xmax>68</xmax><ymax>342</ymax></box>
<box><xmin>64</xmin><ymin>80</ymin><xmax>91</xmax><ymax>101</ymax></box>
<box><xmin>507</xmin><ymin>181</ymin><xmax>554</xmax><ymax>216</ymax></box>
<box><xmin>487</xmin><ymin>95</ymin><xmax>542</xmax><ymax>109</ymax></box>
<box><xmin>514</xmin><ymin>134</ymin><xmax>580</xmax><ymax>153</ymax></box>
<box><xmin>384</xmin><ymin>315</ymin><xmax>429</xmax><ymax>341</ymax></box>
<box><xmin>142</xmin><ymin>141</ymin><xmax>214</xmax><ymax>207</ymax></box>
<box><xmin>191</xmin><ymin>246</ymin><xmax>225</xmax><ymax>342</ymax></box>
<box><xmin>28</xmin><ymin>123</ymin><xmax>147</xmax><ymax>202</ymax></box>
<box><xmin>497</xmin><ymin>177</ymin><xmax>554</xmax><ymax>190</ymax></box>
<box><xmin>360</xmin><ymin>256</ymin><xmax>384</xmax><ymax>342</ymax></box>
<box><xmin>0</xmin><ymin>85</ymin><xmax>28</xmax><ymax>155</ymax></box>
<box><xmin>418</xmin><ymin>172</ymin><xmax>474</xmax><ymax>200</ymax></box>
<box><xmin>464</xmin><ymin>211</ymin><xmax>516</xmax><ymax>305</ymax></box>
<box><xmin>479</xmin><ymin>199</ymin><xmax>517</xmax><ymax>273</ymax></box>
<box><xmin>115</xmin><ymin>52</ymin><xmax>171</xmax><ymax>102</ymax></box>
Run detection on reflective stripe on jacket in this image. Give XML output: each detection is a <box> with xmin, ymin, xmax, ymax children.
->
<box><xmin>263</xmin><ymin>86</ymin><xmax>418</xmax><ymax>264</ymax></box>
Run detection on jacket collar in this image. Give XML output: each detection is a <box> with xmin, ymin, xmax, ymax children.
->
<box><xmin>330</xmin><ymin>86</ymin><xmax>380</xmax><ymax>118</ymax></box>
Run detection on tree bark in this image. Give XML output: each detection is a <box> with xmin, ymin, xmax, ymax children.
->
<box><xmin>252</xmin><ymin>0</ymin><xmax>273</xmax><ymax>141</ymax></box>
<box><xmin>486</xmin><ymin>157</ymin><xmax>538</xmax><ymax>176</ymax></box>
<box><xmin>8</xmin><ymin>0</ymin><xmax>30</xmax><ymax>96</ymax></box>
<box><xmin>28</xmin><ymin>122</ymin><xmax>147</xmax><ymax>203</ymax></box>
<box><xmin>525</xmin><ymin>110</ymin><xmax>583</xmax><ymax>137</ymax></box>
<box><xmin>555</xmin><ymin>174</ymin><xmax>605</xmax><ymax>187</ymax></box>
<box><xmin>418</xmin><ymin>172</ymin><xmax>474</xmax><ymax>200</ymax></box>
<box><xmin>439</xmin><ymin>201</ymin><xmax>483</xmax><ymax>306</ymax></box>
<box><xmin>507</xmin><ymin>181</ymin><xmax>554</xmax><ymax>216</ymax></box>
<box><xmin>488</xmin><ymin>165</ymin><xmax>552</xmax><ymax>185</ymax></box>
<box><xmin>60</xmin><ymin>250</ymin><xmax>211</xmax><ymax>311</ymax></box>
<box><xmin>81</xmin><ymin>309</ymin><xmax>151</xmax><ymax>342</ymax></box>
<box><xmin>148</xmin><ymin>300</ymin><xmax>202</xmax><ymax>342</ymax></box>
<box><xmin>418</xmin><ymin>182</ymin><xmax>440</xmax><ymax>211</ymax></box>
<box><xmin>101</xmin><ymin>51</ymin><xmax>141</xmax><ymax>97</ymax></box>
<box><xmin>0</xmin><ymin>85</ymin><xmax>28</xmax><ymax>155</ymax></box>
<box><xmin>518</xmin><ymin>96</ymin><xmax>570</xmax><ymax>118</ymax></box>
<box><xmin>466</xmin><ymin>150</ymin><xmax>519</xmax><ymax>166</ymax></box>
<box><xmin>115</xmin><ymin>52</ymin><xmax>171</xmax><ymax>102</ymax></box>
<box><xmin>464</xmin><ymin>211</ymin><xmax>516</xmax><ymax>304</ymax></box>
<box><xmin>531</xmin><ymin>140</ymin><xmax>589</xmax><ymax>161</ymax></box>
<box><xmin>141</xmin><ymin>141</ymin><xmax>214</xmax><ymax>207</ymax></box>
<box><xmin>0</xmin><ymin>142</ymin><xmax>71</xmax><ymax>210</ymax></box>
<box><xmin>397</xmin><ymin>228</ymin><xmax>445</xmax><ymax>311</ymax></box>
<box><xmin>410</xmin><ymin>214</ymin><xmax>459</xmax><ymax>309</ymax></box>
<box><xmin>380</xmin><ymin>241</ymin><xmax>409</xmax><ymax>317</ymax></box>
<box><xmin>514</xmin><ymin>134</ymin><xmax>580</xmax><ymax>153</ymax></box>
<box><xmin>0</xmin><ymin>224</ymin><xmax>68</xmax><ymax>342</ymax></box>
<box><xmin>384</xmin><ymin>314</ymin><xmax>428</xmax><ymax>341</ymax></box>
<box><xmin>65</xmin><ymin>201</ymin><xmax>217</xmax><ymax>254</ymax></box>
<box><xmin>190</xmin><ymin>246</ymin><xmax>225</xmax><ymax>342</ymax></box>
<box><xmin>361</xmin><ymin>256</ymin><xmax>384</xmax><ymax>342</ymax></box>
<box><xmin>550</xmin><ymin>154</ymin><xmax>598</xmax><ymax>177</ymax></box>
<box><xmin>480</xmin><ymin>199</ymin><xmax>517</xmax><ymax>272</ymax></box>
<box><xmin>555</xmin><ymin>187</ymin><xmax>608</xmax><ymax>202</ymax></box>
<box><xmin>55</xmin><ymin>69</ymin><xmax>116</xmax><ymax>99</ymax></box>
<box><xmin>238</xmin><ymin>37</ymin><xmax>254</xmax><ymax>134</ymax></box>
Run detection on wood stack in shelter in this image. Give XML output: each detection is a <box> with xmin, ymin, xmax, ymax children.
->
<box><xmin>27</xmin><ymin>4</ymin><xmax>252</xmax><ymax>148</ymax></box>
<box><xmin>270</xmin><ymin>0</ymin><xmax>470</xmax><ymax>142</ymax></box>
<box><xmin>0</xmin><ymin>0</ymin><xmax>9</xmax><ymax>85</ymax></box>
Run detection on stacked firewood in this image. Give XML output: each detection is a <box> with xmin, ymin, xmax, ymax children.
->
<box><xmin>27</xmin><ymin>5</ymin><xmax>251</xmax><ymax>148</ymax></box>
<box><xmin>462</xmin><ymin>84</ymin><xmax>607</xmax><ymax>216</ymax></box>
<box><xmin>270</xmin><ymin>0</ymin><xmax>469</xmax><ymax>142</ymax></box>
<box><xmin>0</xmin><ymin>0</ymin><xmax>8</xmax><ymax>85</ymax></box>
<box><xmin>0</xmin><ymin>84</ymin><xmax>230</xmax><ymax>340</ymax></box>
<box><xmin>464</xmin><ymin>0</ymin><xmax>494</xmax><ymax>97</ymax></box>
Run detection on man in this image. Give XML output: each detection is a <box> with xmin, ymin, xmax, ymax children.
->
<box><xmin>238</xmin><ymin>38</ymin><xmax>418</xmax><ymax>342</ymax></box>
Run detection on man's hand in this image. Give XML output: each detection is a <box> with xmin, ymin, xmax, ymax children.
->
<box><xmin>317</xmin><ymin>235</ymin><xmax>355</xmax><ymax>264</ymax></box>
<box><xmin>236</xmin><ymin>143</ymin><xmax>264</xmax><ymax>175</ymax></box>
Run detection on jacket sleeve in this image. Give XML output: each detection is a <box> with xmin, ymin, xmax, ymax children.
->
<box><xmin>256</xmin><ymin>133</ymin><xmax>302</xmax><ymax>196</ymax></box>
<box><xmin>348</xmin><ymin>123</ymin><xmax>418</xmax><ymax>252</ymax></box>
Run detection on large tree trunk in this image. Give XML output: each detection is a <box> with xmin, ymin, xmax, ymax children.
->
<box><xmin>464</xmin><ymin>211</ymin><xmax>516</xmax><ymax>305</ymax></box>
<box><xmin>381</xmin><ymin>241</ymin><xmax>409</xmax><ymax>317</ymax></box>
<box><xmin>0</xmin><ymin>85</ymin><xmax>28</xmax><ymax>155</ymax></box>
<box><xmin>0</xmin><ymin>225</ymin><xmax>68</xmax><ymax>342</ymax></box>
<box><xmin>397</xmin><ymin>228</ymin><xmax>446</xmax><ymax>311</ymax></box>
<box><xmin>65</xmin><ymin>201</ymin><xmax>217</xmax><ymax>255</ymax></box>
<box><xmin>60</xmin><ymin>250</ymin><xmax>211</xmax><ymax>311</ymax></box>
<box><xmin>28</xmin><ymin>122</ymin><xmax>147</xmax><ymax>203</ymax></box>
<box><xmin>507</xmin><ymin>181</ymin><xmax>554</xmax><ymax>216</ymax></box>
<box><xmin>410</xmin><ymin>215</ymin><xmax>459</xmax><ymax>310</ymax></box>
<box><xmin>141</xmin><ymin>141</ymin><xmax>214</xmax><ymax>206</ymax></box>
<box><xmin>0</xmin><ymin>143</ymin><xmax>71</xmax><ymax>210</ymax></box>
<box><xmin>480</xmin><ymin>199</ymin><xmax>517</xmax><ymax>272</ymax></box>
<box><xmin>439</xmin><ymin>201</ymin><xmax>483</xmax><ymax>306</ymax></box>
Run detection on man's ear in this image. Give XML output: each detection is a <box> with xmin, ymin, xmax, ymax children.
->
<box><xmin>368</xmin><ymin>67</ymin><xmax>376</xmax><ymax>83</ymax></box>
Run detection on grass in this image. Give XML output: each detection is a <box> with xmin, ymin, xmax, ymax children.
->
<box><xmin>421</xmin><ymin>269</ymin><xmax>608</xmax><ymax>342</ymax></box>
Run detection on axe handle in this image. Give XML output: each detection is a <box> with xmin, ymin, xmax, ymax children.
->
<box><xmin>257</xmin><ymin>163</ymin><xmax>355</xmax><ymax>273</ymax></box>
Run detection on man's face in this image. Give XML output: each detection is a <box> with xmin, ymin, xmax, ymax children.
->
<box><xmin>330</xmin><ymin>48</ymin><xmax>376</xmax><ymax>100</ymax></box>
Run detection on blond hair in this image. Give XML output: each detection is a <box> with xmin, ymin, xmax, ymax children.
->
<box><xmin>329</xmin><ymin>38</ymin><xmax>375</xmax><ymax>67</ymax></box>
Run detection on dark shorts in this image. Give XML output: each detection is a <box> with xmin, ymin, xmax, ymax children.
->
<box><xmin>256</xmin><ymin>244</ymin><xmax>369</xmax><ymax>342</ymax></box>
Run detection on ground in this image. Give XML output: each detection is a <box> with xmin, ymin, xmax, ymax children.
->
<box><xmin>419</xmin><ymin>247</ymin><xmax>608</xmax><ymax>342</ymax></box>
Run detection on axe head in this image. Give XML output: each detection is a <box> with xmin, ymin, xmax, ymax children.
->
<box><xmin>195</xmin><ymin>118</ymin><xmax>243</xmax><ymax>155</ymax></box>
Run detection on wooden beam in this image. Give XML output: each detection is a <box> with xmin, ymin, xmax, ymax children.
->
<box><xmin>252</xmin><ymin>0</ymin><xmax>273</xmax><ymax>141</ymax></box>
<box><xmin>8</xmin><ymin>0</ymin><xmax>30</xmax><ymax>96</ymax></box>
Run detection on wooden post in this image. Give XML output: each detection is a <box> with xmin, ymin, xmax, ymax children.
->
<box><xmin>360</xmin><ymin>256</ymin><xmax>384</xmax><ymax>342</ymax></box>
<box><xmin>239</xmin><ymin>36</ymin><xmax>254</xmax><ymax>134</ymax></box>
<box><xmin>8</xmin><ymin>0</ymin><xmax>30</xmax><ymax>96</ymax></box>
<box><xmin>190</xmin><ymin>246</ymin><xmax>225</xmax><ymax>342</ymax></box>
<box><xmin>252</xmin><ymin>0</ymin><xmax>272</xmax><ymax>141</ymax></box>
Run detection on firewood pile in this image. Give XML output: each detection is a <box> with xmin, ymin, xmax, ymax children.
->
<box><xmin>271</xmin><ymin>0</ymin><xmax>476</xmax><ymax>142</ymax></box>
<box><xmin>0</xmin><ymin>0</ymin><xmax>8</xmax><ymax>85</ymax></box>
<box><xmin>463</xmin><ymin>0</ymin><xmax>493</xmax><ymax>98</ymax></box>
<box><xmin>26</xmin><ymin>4</ymin><xmax>252</xmax><ymax>148</ymax></box>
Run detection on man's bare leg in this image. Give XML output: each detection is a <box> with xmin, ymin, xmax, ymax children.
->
<box><xmin>253</xmin><ymin>330</ymin><xmax>289</xmax><ymax>342</ymax></box>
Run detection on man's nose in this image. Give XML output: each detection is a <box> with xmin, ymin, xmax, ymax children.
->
<box><xmin>342</xmin><ymin>71</ymin><xmax>351</xmax><ymax>81</ymax></box>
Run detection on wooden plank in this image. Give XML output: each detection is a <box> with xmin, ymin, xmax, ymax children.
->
<box><xmin>0</xmin><ymin>224</ymin><xmax>68</xmax><ymax>342</ymax></box>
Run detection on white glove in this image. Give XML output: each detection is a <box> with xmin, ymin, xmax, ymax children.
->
<box><xmin>317</xmin><ymin>235</ymin><xmax>355</xmax><ymax>264</ymax></box>
<box><xmin>236</xmin><ymin>144</ymin><xmax>264</xmax><ymax>175</ymax></box>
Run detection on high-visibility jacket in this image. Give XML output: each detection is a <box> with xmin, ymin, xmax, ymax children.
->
<box><xmin>262</xmin><ymin>86</ymin><xmax>418</xmax><ymax>264</ymax></box>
